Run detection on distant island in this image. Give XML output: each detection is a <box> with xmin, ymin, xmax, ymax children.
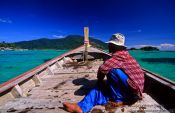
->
<box><xmin>129</xmin><ymin>46</ymin><xmax>159</xmax><ymax>51</ymax></box>
<box><xmin>140</xmin><ymin>46</ymin><xmax>159</xmax><ymax>51</ymax></box>
<box><xmin>0</xmin><ymin>35</ymin><xmax>107</xmax><ymax>51</ymax></box>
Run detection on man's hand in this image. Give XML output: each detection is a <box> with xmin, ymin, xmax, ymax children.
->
<box><xmin>97</xmin><ymin>70</ymin><xmax>105</xmax><ymax>81</ymax></box>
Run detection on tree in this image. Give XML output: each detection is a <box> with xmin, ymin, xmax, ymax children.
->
<box><xmin>0</xmin><ymin>41</ymin><xmax>16</xmax><ymax>48</ymax></box>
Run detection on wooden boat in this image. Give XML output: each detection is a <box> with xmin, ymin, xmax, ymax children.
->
<box><xmin>0</xmin><ymin>28</ymin><xmax>175</xmax><ymax>113</ymax></box>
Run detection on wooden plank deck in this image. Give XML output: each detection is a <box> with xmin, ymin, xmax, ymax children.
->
<box><xmin>0</xmin><ymin>60</ymin><xmax>169</xmax><ymax>113</ymax></box>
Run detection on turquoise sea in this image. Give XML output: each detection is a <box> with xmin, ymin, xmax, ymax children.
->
<box><xmin>129</xmin><ymin>51</ymin><xmax>175</xmax><ymax>81</ymax></box>
<box><xmin>0</xmin><ymin>50</ymin><xmax>68</xmax><ymax>84</ymax></box>
<box><xmin>0</xmin><ymin>50</ymin><xmax>175</xmax><ymax>84</ymax></box>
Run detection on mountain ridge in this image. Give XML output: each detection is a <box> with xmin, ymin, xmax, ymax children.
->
<box><xmin>14</xmin><ymin>35</ymin><xmax>107</xmax><ymax>50</ymax></box>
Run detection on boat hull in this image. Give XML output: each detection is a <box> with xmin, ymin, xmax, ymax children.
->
<box><xmin>0</xmin><ymin>45</ymin><xmax>174</xmax><ymax>112</ymax></box>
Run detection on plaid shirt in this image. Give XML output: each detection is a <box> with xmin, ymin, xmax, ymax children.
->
<box><xmin>98</xmin><ymin>50</ymin><xmax>144</xmax><ymax>98</ymax></box>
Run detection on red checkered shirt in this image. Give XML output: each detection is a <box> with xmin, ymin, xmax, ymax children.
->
<box><xmin>98</xmin><ymin>50</ymin><xmax>144</xmax><ymax>98</ymax></box>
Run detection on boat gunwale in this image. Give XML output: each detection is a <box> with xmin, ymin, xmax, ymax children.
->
<box><xmin>143</xmin><ymin>68</ymin><xmax>175</xmax><ymax>89</ymax></box>
<box><xmin>0</xmin><ymin>45</ymin><xmax>175</xmax><ymax>94</ymax></box>
<box><xmin>0</xmin><ymin>45</ymin><xmax>85</xmax><ymax>93</ymax></box>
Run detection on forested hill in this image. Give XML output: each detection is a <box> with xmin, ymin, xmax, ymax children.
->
<box><xmin>14</xmin><ymin>35</ymin><xmax>107</xmax><ymax>50</ymax></box>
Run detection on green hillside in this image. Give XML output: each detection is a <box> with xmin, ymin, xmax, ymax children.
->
<box><xmin>14</xmin><ymin>35</ymin><xmax>107</xmax><ymax>50</ymax></box>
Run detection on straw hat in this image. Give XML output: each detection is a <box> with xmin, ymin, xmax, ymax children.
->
<box><xmin>106</xmin><ymin>33</ymin><xmax>126</xmax><ymax>47</ymax></box>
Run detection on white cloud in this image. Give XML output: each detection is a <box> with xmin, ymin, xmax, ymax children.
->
<box><xmin>132</xmin><ymin>44</ymin><xmax>159</xmax><ymax>48</ymax></box>
<box><xmin>137</xmin><ymin>29</ymin><xmax>142</xmax><ymax>33</ymax></box>
<box><xmin>160</xmin><ymin>43</ymin><xmax>175</xmax><ymax>48</ymax></box>
<box><xmin>130</xmin><ymin>29</ymin><xmax>142</xmax><ymax>33</ymax></box>
<box><xmin>0</xmin><ymin>18</ymin><xmax>12</xmax><ymax>23</ymax></box>
<box><xmin>52</xmin><ymin>35</ymin><xmax>65</xmax><ymax>38</ymax></box>
<box><xmin>57</xmin><ymin>30</ymin><xmax>64</xmax><ymax>33</ymax></box>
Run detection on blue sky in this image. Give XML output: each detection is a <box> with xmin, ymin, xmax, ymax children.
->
<box><xmin>0</xmin><ymin>0</ymin><xmax>175</xmax><ymax>50</ymax></box>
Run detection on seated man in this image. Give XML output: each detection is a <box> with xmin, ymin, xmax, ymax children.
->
<box><xmin>63</xmin><ymin>33</ymin><xmax>145</xmax><ymax>113</ymax></box>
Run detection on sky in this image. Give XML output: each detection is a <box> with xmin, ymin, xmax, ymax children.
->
<box><xmin>0</xmin><ymin>0</ymin><xmax>175</xmax><ymax>50</ymax></box>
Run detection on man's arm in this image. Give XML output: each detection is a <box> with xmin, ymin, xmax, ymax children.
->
<box><xmin>97</xmin><ymin>69</ymin><xmax>106</xmax><ymax>81</ymax></box>
<box><xmin>97</xmin><ymin>58</ymin><xmax>115</xmax><ymax>81</ymax></box>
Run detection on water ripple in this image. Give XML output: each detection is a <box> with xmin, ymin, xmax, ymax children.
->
<box><xmin>141</xmin><ymin>58</ymin><xmax>175</xmax><ymax>65</ymax></box>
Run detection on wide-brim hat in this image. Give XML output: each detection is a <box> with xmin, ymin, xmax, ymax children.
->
<box><xmin>106</xmin><ymin>33</ymin><xmax>126</xmax><ymax>47</ymax></box>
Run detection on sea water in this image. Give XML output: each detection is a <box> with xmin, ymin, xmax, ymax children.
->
<box><xmin>0</xmin><ymin>50</ymin><xmax>68</xmax><ymax>84</ymax></box>
<box><xmin>0</xmin><ymin>50</ymin><xmax>175</xmax><ymax>84</ymax></box>
<box><xmin>129</xmin><ymin>50</ymin><xmax>175</xmax><ymax>81</ymax></box>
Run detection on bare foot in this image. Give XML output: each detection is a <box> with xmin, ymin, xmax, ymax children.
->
<box><xmin>63</xmin><ymin>102</ymin><xmax>83</xmax><ymax>113</ymax></box>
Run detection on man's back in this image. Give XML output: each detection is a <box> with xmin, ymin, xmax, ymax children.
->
<box><xmin>99</xmin><ymin>50</ymin><xmax>144</xmax><ymax>98</ymax></box>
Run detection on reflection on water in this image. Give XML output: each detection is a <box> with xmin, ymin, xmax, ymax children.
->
<box><xmin>5</xmin><ymin>66</ymin><xmax>14</xmax><ymax>69</ymax></box>
<box><xmin>141</xmin><ymin>58</ymin><xmax>175</xmax><ymax>65</ymax></box>
<box><xmin>43</xmin><ymin>59</ymin><xmax>52</xmax><ymax>63</ymax></box>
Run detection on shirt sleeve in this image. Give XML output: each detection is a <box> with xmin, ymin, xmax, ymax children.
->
<box><xmin>98</xmin><ymin>57</ymin><xmax>117</xmax><ymax>75</ymax></box>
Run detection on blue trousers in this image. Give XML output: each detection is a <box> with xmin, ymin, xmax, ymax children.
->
<box><xmin>78</xmin><ymin>69</ymin><xmax>134</xmax><ymax>113</ymax></box>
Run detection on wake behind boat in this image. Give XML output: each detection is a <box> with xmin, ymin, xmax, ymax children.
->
<box><xmin>0</xmin><ymin>28</ymin><xmax>175</xmax><ymax>113</ymax></box>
